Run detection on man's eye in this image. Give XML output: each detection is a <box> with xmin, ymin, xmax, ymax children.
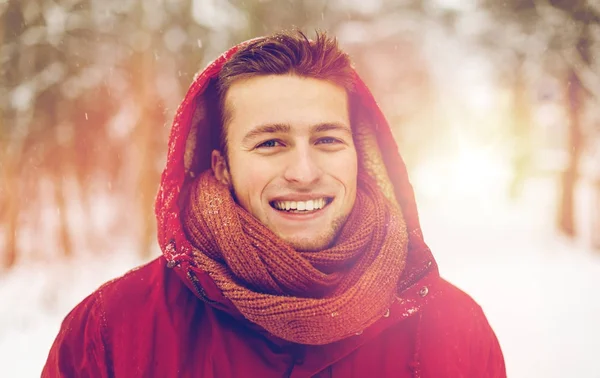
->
<box><xmin>256</xmin><ymin>140</ymin><xmax>282</xmax><ymax>148</ymax></box>
<box><xmin>317</xmin><ymin>137</ymin><xmax>341</xmax><ymax>145</ymax></box>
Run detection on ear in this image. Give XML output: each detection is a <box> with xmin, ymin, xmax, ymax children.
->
<box><xmin>211</xmin><ymin>150</ymin><xmax>231</xmax><ymax>186</ymax></box>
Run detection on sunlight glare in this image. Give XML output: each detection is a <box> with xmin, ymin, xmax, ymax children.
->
<box><xmin>413</xmin><ymin>144</ymin><xmax>511</xmax><ymax>204</ymax></box>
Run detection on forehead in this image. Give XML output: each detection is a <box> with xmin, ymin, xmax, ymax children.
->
<box><xmin>223</xmin><ymin>75</ymin><xmax>350</xmax><ymax>137</ymax></box>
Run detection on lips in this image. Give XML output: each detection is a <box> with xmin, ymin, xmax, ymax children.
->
<box><xmin>270</xmin><ymin>197</ymin><xmax>333</xmax><ymax>213</ymax></box>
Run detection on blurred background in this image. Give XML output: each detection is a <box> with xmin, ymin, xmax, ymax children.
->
<box><xmin>1</xmin><ymin>0</ymin><xmax>600</xmax><ymax>377</ymax></box>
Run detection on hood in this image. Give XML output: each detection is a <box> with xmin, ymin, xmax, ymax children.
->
<box><xmin>154</xmin><ymin>38</ymin><xmax>437</xmax><ymax>315</ymax></box>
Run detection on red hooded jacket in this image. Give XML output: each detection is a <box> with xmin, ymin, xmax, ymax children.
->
<box><xmin>42</xmin><ymin>40</ymin><xmax>506</xmax><ymax>378</ymax></box>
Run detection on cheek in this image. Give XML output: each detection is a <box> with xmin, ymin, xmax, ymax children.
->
<box><xmin>229</xmin><ymin>158</ymin><xmax>277</xmax><ymax>206</ymax></box>
<box><xmin>324</xmin><ymin>152</ymin><xmax>358</xmax><ymax>187</ymax></box>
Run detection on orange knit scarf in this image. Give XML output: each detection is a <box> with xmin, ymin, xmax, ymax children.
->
<box><xmin>182</xmin><ymin>169</ymin><xmax>408</xmax><ymax>345</ymax></box>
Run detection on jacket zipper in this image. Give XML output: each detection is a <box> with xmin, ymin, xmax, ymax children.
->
<box><xmin>186</xmin><ymin>269</ymin><xmax>222</xmax><ymax>306</ymax></box>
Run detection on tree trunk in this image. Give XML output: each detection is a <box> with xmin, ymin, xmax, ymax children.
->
<box><xmin>1</xmin><ymin>154</ymin><xmax>19</xmax><ymax>269</ymax></box>
<box><xmin>1</xmin><ymin>0</ymin><xmax>27</xmax><ymax>269</ymax></box>
<box><xmin>54</xmin><ymin>172</ymin><xmax>73</xmax><ymax>258</ymax></box>
<box><xmin>557</xmin><ymin>69</ymin><xmax>583</xmax><ymax>237</ymax></box>
<box><xmin>131</xmin><ymin>49</ymin><xmax>161</xmax><ymax>259</ymax></box>
<box><xmin>509</xmin><ymin>59</ymin><xmax>532</xmax><ymax>199</ymax></box>
<box><xmin>592</xmin><ymin>178</ymin><xmax>600</xmax><ymax>251</ymax></box>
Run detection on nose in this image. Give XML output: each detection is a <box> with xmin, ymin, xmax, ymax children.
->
<box><xmin>283</xmin><ymin>145</ymin><xmax>323</xmax><ymax>185</ymax></box>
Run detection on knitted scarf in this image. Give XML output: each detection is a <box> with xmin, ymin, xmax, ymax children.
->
<box><xmin>182</xmin><ymin>169</ymin><xmax>408</xmax><ymax>345</ymax></box>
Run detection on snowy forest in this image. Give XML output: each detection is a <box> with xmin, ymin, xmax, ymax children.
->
<box><xmin>1</xmin><ymin>0</ymin><xmax>600</xmax><ymax>377</ymax></box>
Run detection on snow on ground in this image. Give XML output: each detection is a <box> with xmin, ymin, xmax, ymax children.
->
<box><xmin>417</xmin><ymin>176</ymin><xmax>600</xmax><ymax>378</ymax></box>
<box><xmin>1</xmin><ymin>178</ymin><xmax>599</xmax><ymax>377</ymax></box>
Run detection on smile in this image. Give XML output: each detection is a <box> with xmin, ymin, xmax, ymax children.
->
<box><xmin>270</xmin><ymin>197</ymin><xmax>333</xmax><ymax>213</ymax></box>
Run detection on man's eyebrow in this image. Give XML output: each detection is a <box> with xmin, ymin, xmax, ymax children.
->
<box><xmin>311</xmin><ymin>123</ymin><xmax>353</xmax><ymax>137</ymax></box>
<box><xmin>242</xmin><ymin>123</ymin><xmax>291</xmax><ymax>144</ymax></box>
<box><xmin>241</xmin><ymin>122</ymin><xmax>353</xmax><ymax>144</ymax></box>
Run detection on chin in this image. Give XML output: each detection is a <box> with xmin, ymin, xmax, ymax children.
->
<box><xmin>284</xmin><ymin>235</ymin><xmax>335</xmax><ymax>252</ymax></box>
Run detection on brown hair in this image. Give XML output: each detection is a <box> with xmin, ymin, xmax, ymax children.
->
<box><xmin>214</xmin><ymin>30</ymin><xmax>355</xmax><ymax>158</ymax></box>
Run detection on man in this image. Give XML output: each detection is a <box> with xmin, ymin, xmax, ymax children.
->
<box><xmin>43</xmin><ymin>30</ymin><xmax>505</xmax><ymax>377</ymax></box>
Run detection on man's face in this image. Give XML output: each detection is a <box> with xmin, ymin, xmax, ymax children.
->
<box><xmin>212</xmin><ymin>74</ymin><xmax>358</xmax><ymax>251</ymax></box>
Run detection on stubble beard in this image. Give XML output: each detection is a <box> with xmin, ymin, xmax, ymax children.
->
<box><xmin>280</xmin><ymin>214</ymin><xmax>349</xmax><ymax>252</ymax></box>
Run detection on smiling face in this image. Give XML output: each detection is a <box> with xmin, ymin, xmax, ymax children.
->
<box><xmin>211</xmin><ymin>74</ymin><xmax>358</xmax><ymax>251</ymax></box>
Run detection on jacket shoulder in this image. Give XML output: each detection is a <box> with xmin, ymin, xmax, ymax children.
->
<box><xmin>420</xmin><ymin>278</ymin><xmax>494</xmax><ymax>345</ymax></box>
<box><xmin>43</xmin><ymin>278</ymin><xmax>111</xmax><ymax>377</ymax></box>
<box><xmin>429</xmin><ymin>278</ymin><xmax>486</xmax><ymax>315</ymax></box>
<box><xmin>417</xmin><ymin>278</ymin><xmax>506</xmax><ymax>378</ymax></box>
<box><xmin>43</xmin><ymin>257</ymin><xmax>181</xmax><ymax>377</ymax></box>
<box><xmin>95</xmin><ymin>257</ymin><xmax>168</xmax><ymax>310</ymax></box>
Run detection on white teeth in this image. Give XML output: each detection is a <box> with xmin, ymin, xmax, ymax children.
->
<box><xmin>273</xmin><ymin>198</ymin><xmax>328</xmax><ymax>211</ymax></box>
<box><xmin>306</xmin><ymin>200</ymin><xmax>314</xmax><ymax>211</ymax></box>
